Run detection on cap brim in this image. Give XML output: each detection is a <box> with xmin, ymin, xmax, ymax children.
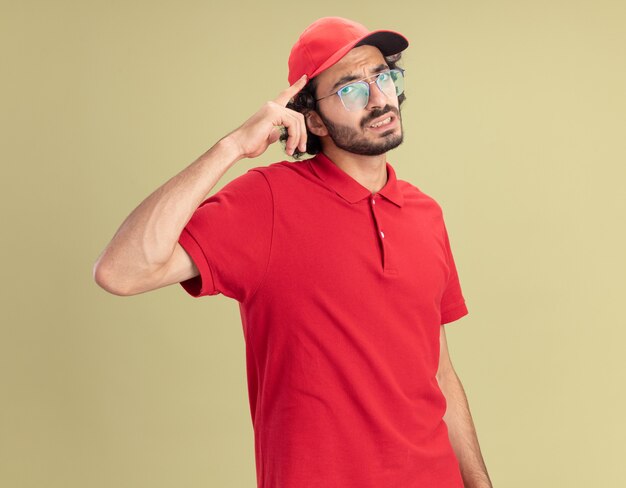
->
<box><xmin>355</xmin><ymin>30</ymin><xmax>409</xmax><ymax>56</ymax></box>
<box><xmin>308</xmin><ymin>30</ymin><xmax>409</xmax><ymax>81</ymax></box>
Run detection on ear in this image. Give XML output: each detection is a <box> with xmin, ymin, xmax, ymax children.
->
<box><xmin>305</xmin><ymin>111</ymin><xmax>329</xmax><ymax>137</ymax></box>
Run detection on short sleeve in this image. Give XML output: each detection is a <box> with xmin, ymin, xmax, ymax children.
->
<box><xmin>440</xmin><ymin>222</ymin><xmax>469</xmax><ymax>324</ymax></box>
<box><xmin>177</xmin><ymin>169</ymin><xmax>273</xmax><ymax>303</ymax></box>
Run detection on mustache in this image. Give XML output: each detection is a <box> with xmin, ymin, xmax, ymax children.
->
<box><xmin>361</xmin><ymin>105</ymin><xmax>400</xmax><ymax>128</ymax></box>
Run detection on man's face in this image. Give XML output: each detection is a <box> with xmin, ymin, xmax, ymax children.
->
<box><xmin>312</xmin><ymin>45</ymin><xmax>403</xmax><ymax>156</ymax></box>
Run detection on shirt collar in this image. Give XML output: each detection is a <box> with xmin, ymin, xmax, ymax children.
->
<box><xmin>308</xmin><ymin>152</ymin><xmax>404</xmax><ymax>208</ymax></box>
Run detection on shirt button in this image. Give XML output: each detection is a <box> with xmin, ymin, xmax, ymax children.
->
<box><xmin>371</xmin><ymin>198</ymin><xmax>376</xmax><ymax>205</ymax></box>
<box><xmin>380</xmin><ymin>230</ymin><xmax>385</xmax><ymax>238</ymax></box>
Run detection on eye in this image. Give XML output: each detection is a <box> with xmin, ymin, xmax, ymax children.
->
<box><xmin>339</xmin><ymin>84</ymin><xmax>355</xmax><ymax>96</ymax></box>
<box><xmin>378</xmin><ymin>72</ymin><xmax>390</xmax><ymax>82</ymax></box>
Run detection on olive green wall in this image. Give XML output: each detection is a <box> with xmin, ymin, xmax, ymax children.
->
<box><xmin>2</xmin><ymin>0</ymin><xmax>625</xmax><ymax>486</ymax></box>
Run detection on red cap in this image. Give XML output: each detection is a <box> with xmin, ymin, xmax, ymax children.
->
<box><xmin>287</xmin><ymin>17</ymin><xmax>409</xmax><ymax>85</ymax></box>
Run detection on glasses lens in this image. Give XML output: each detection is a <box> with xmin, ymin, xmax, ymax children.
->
<box><xmin>390</xmin><ymin>69</ymin><xmax>405</xmax><ymax>96</ymax></box>
<box><xmin>338</xmin><ymin>82</ymin><xmax>369</xmax><ymax>111</ymax></box>
<box><xmin>376</xmin><ymin>71</ymin><xmax>397</xmax><ymax>97</ymax></box>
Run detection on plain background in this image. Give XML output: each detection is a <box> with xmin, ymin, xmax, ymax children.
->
<box><xmin>2</xmin><ymin>0</ymin><xmax>625</xmax><ymax>486</ymax></box>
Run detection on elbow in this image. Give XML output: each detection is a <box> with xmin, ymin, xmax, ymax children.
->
<box><xmin>436</xmin><ymin>365</ymin><xmax>458</xmax><ymax>387</ymax></box>
<box><xmin>92</xmin><ymin>258</ymin><xmax>134</xmax><ymax>296</ymax></box>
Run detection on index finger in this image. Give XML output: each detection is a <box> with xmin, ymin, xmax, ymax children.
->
<box><xmin>274</xmin><ymin>75</ymin><xmax>308</xmax><ymax>106</ymax></box>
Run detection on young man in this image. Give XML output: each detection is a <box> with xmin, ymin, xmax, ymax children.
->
<box><xmin>94</xmin><ymin>16</ymin><xmax>492</xmax><ymax>488</ymax></box>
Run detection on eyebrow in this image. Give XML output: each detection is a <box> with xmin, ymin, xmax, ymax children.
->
<box><xmin>329</xmin><ymin>64</ymin><xmax>389</xmax><ymax>92</ymax></box>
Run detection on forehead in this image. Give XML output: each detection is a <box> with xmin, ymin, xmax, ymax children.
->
<box><xmin>315</xmin><ymin>45</ymin><xmax>388</xmax><ymax>94</ymax></box>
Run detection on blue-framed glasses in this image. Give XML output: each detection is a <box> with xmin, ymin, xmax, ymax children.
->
<box><xmin>315</xmin><ymin>68</ymin><xmax>405</xmax><ymax>112</ymax></box>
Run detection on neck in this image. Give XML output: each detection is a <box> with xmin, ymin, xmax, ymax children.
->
<box><xmin>321</xmin><ymin>145</ymin><xmax>388</xmax><ymax>194</ymax></box>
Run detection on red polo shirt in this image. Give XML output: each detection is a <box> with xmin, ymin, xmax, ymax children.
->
<box><xmin>178</xmin><ymin>151</ymin><xmax>469</xmax><ymax>488</ymax></box>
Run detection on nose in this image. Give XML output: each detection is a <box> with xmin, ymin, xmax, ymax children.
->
<box><xmin>365</xmin><ymin>78</ymin><xmax>389</xmax><ymax>110</ymax></box>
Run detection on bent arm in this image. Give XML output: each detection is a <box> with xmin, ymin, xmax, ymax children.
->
<box><xmin>93</xmin><ymin>136</ymin><xmax>242</xmax><ymax>296</ymax></box>
<box><xmin>93</xmin><ymin>76</ymin><xmax>309</xmax><ymax>297</ymax></box>
<box><xmin>437</xmin><ymin>325</ymin><xmax>493</xmax><ymax>488</ymax></box>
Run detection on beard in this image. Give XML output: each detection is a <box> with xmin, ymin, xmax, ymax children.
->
<box><xmin>317</xmin><ymin>104</ymin><xmax>404</xmax><ymax>156</ymax></box>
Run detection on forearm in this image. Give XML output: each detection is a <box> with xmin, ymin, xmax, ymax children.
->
<box><xmin>438</xmin><ymin>370</ymin><xmax>493</xmax><ymax>488</ymax></box>
<box><xmin>94</xmin><ymin>75</ymin><xmax>309</xmax><ymax>294</ymax></box>
<box><xmin>94</xmin><ymin>135</ymin><xmax>241</xmax><ymax>291</ymax></box>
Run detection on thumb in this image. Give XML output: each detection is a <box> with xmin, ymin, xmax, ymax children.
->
<box><xmin>267</xmin><ymin>126</ymin><xmax>281</xmax><ymax>145</ymax></box>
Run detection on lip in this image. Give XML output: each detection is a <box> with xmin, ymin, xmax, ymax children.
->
<box><xmin>367</xmin><ymin>113</ymin><xmax>397</xmax><ymax>131</ymax></box>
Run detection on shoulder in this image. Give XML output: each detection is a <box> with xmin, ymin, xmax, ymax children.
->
<box><xmin>201</xmin><ymin>164</ymin><xmax>278</xmax><ymax>207</ymax></box>
<box><xmin>212</xmin><ymin>159</ymin><xmax>314</xmax><ymax>200</ymax></box>
<box><xmin>249</xmin><ymin>158</ymin><xmax>312</xmax><ymax>178</ymax></box>
<box><xmin>396</xmin><ymin>177</ymin><xmax>444</xmax><ymax>216</ymax></box>
<box><xmin>247</xmin><ymin>158</ymin><xmax>320</xmax><ymax>192</ymax></box>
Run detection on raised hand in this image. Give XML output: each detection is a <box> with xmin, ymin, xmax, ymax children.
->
<box><xmin>227</xmin><ymin>75</ymin><xmax>309</xmax><ymax>159</ymax></box>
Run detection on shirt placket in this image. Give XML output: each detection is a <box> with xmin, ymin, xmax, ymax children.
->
<box><xmin>369</xmin><ymin>193</ymin><xmax>397</xmax><ymax>275</ymax></box>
